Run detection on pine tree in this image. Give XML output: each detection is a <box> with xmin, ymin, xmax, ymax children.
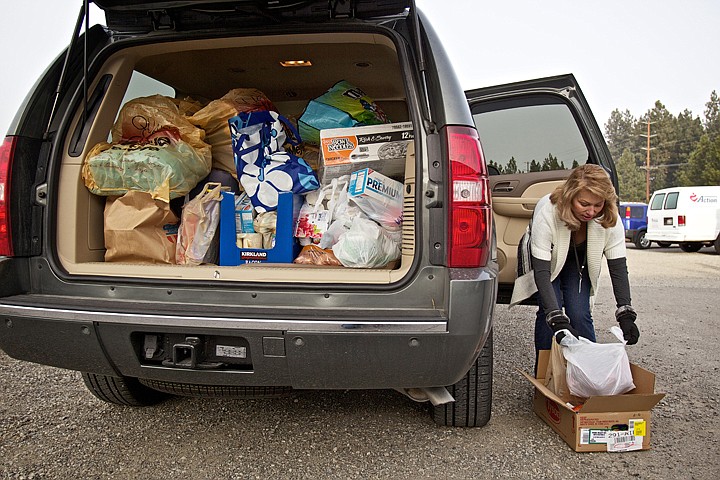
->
<box><xmin>677</xmin><ymin>134</ymin><xmax>720</xmax><ymax>186</ymax></box>
<box><xmin>616</xmin><ymin>148</ymin><xmax>646</xmax><ymax>201</ymax></box>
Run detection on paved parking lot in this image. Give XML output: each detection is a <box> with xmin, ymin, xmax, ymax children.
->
<box><xmin>1</xmin><ymin>245</ymin><xmax>718</xmax><ymax>479</ymax></box>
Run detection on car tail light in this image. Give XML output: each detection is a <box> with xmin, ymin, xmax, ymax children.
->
<box><xmin>678</xmin><ymin>215</ymin><xmax>686</xmax><ymax>226</ymax></box>
<box><xmin>625</xmin><ymin>206</ymin><xmax>631</xmax><ymax>219</ymax></box>
<box><xmin>446</xmin><ymin>126</ymin><xmax>492</xmax><ymax>268</ymax></box>
<box><xmin>0</xmin><ymin>136</ymin><xmax>16</xmax><ymax>256</ymax></box>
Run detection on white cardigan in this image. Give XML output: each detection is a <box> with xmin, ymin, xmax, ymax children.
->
<box><xmin>510</xmin><ymin>194</ymin><xmax>626</xmax><ymax>307</ymax></box>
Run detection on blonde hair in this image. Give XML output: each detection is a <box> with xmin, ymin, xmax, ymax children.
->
<box><xmin>550</xmin><ymin>164</ymin><xmax>618</xmax><ymax>230</ymax></box>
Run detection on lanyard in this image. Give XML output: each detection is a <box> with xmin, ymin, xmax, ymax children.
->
<box><xmin>572</xmin><ymin>235</ymin><xmax>586</xmax><ymax>294</ymax></box>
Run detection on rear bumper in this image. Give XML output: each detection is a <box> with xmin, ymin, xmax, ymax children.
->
<box><xmin>646</xmin><ymin>232</ymin><xmax>714</xmax><ymax>242</ymax></box>
<box><xmin>0</xmin><ymin>269</ymin><xmax>496</xmax><ymax>389</ymax></box>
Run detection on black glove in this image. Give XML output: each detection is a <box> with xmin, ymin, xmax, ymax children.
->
<box><xmin>616</xmin><ymin>305</ymin><xmax>640</xmax><ymax>345</ymax></box>
<box><xmin>546</xmin><ymin>309</ymin><xmax>579</xmax><ymax>344</ymax></box>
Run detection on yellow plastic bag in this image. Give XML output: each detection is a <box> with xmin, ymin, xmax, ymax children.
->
<box><xmin>188</xmin><ymin>88</ymin><xmax>277</xmax><ymax>174</ymax></box>
<box><xmin>83</xmin><ymin>95</ymin><xmax>212</xmax><ymax>202</ymax></box>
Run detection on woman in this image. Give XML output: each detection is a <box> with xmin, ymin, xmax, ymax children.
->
<box><xmin>510</xmin><ymin>164</ymin><xmax>640</xmax><ymax>357</ymax></box>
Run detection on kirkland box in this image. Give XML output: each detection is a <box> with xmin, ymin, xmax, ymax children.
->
<box><xmin>319</xmin><ymin>122</ymin><xmax>413</xmax><ymax>183</ymax></box>
<box><xmin>522</xmin><ymin>350</ymin><xmax>665</xmax><ymax>453</ymax></box>
<box><xmin>218</xmin><ymin>191</ymin><xmax>301</xmax><ymax>265</ymax></box>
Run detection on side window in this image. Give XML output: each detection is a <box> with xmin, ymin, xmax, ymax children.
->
<box><xmin>650</xmin><ymin>194</ymin><xmax>666</xmax><ymax>210</ymax></box>
<box><xmin>110</xmin><ymin>71</ymin><xmax>175</xmax><ymax>141</ymax></box>
<box><xmin>473</xmin><ymin>100</ymin><xmax>588</xmax><ymax>175</ymax></box>
<box><xmin>664</xmin><ymin>192</ymin><xmax>679</xmax><ymax>209</ymax></box>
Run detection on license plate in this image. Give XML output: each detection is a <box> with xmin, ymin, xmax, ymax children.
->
<box><xmin>216</xmin><ymin>345</ymin><xmax>247</xmax><ymax>358</ymax></box>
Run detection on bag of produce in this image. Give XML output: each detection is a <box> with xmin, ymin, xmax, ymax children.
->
<box><xmin>83</xmin><ymin>95</ymin><xmax>212</xmax><ymax>202</ymax></box>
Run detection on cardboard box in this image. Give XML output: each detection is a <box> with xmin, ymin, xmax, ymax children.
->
<box><xmin>319</xmin><ymin>122</ymin><xmax>413</xmax><ymax>183</ymax></box>
<box><xmin>522</xmin><ymin>350</ymin><xmax>665</xmax><ymax>452</ymax></box>
<box><xmin>218</xmin><ymin>191</ymin><xmax>301</xmax><ymax>265</ymax></box>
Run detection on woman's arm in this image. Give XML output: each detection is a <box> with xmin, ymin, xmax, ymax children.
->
<box><xmin>607</xmin><ymin>257</ymin><xmax>632</xmax><ymax>307</ymax></box>
<box><xmin>532</xmin><ymin>256</ymin><xmax>559</xmax><ymax>313</ymax></box>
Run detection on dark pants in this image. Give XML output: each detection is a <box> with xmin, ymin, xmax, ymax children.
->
<box><xmin>534</xmin><ymin>258</ymin><xmax>595</xmax><ymax>354</ymax></box>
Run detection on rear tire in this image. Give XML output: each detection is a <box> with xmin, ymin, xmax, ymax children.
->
<box><xmin>657</xmin><ymin>242</ymin><xmax>672</xmax><ymax>248</ymax></box>
<box><xmin>634</xmin><ymin>230</ymin><xmax>651</xmax><ymax>249</ymax></box>
<box><xmin>82</xmin><ymin>373</ymin><xmax>170</xmax><ymax>406</ymax></box>
<box><xmin>714</xmin><ymin>236</ymin><xmax>720</xmax><ymax>255</ymax></box>
<box><xmin>433</xmin><ymin>331</ymin><xmax>493</xmax><ymax>427</ymax></box>
<box><xmin>679</xmin><ymin>242</ymin><xmax>702</xmax><ymax>253</ymax></box>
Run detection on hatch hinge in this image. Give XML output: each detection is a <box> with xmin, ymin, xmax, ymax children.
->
<box><xmin>149</xmin><ymin>10</ymin><xmax>176</xmax><ymax>31</ymax></box>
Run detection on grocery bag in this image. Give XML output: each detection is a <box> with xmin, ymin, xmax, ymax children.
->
<box><xmin>544</xmin><ymin>337</ymin><xmax>572</xmax><ymax>402</ymax></box>
<box><xmin>561</xmin><ymin>326</ymin><xmax>636</xmax><ymax>398</ymax></box>
<box><xmin>294</xmin><ymin>175</ymin><xmax>350</xmax><ymax>244</ymax></box>
<box><xmin>104</xmin><ymin>191</ymin><xmax>179</xmax><ymax>264</ymax></box>
<box><xmin>298</xmin><ymin>80</ymin><xmax>390</xmax><ymax>145</ymax></box>
<box><xmin>229</xmin><ymin>110</ymin><xmax>319</xmax><ymax>212</ymax></box>
<box><xmin>176</xmin><ymin>183</ymin><xmax>224</xmax><ymax>265</ymax></box>
<box><xmin>83</xmin><ymin>95</ymin><xmax>212</xmax><ymax>202</ymax></box>
<box><xmin>188</xmin><ymin>88</ymin><xmax>277</xmax><ymax>174</ymax></box>
<box><xmin>332</xmin><ymin>216</ymin><xmax>400</xmax><ymax>268</ymax></box>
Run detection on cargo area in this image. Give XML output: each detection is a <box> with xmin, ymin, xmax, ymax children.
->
<box><xmin>55</xmin><ymin>31</ymin><xmax>418</xmax><ymax>284</ymax></box>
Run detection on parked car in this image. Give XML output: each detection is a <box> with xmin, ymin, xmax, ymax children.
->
<box><xmin>646</xmin><ymin>186</ymin><xmax>720</xmax><ymax>253</ymax></box>
<box><xmin>0</xmin><ymin>0</ymin><xmax>617</xmax><ymax>427</ymax></box>
<box><xmin>620</xmin><ymin>202</ymin><xmax>652</xmax><ymax>249</ymax></box>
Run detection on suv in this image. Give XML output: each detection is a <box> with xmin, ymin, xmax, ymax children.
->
<box><xmin>0</xmin><ymin>0</ymin><xmax>616</xmax><ymax>427</ymax></box>
<box><xmin>620</xmin><ymin>202</ymin><xmax>652</xmax><ymax>249</ymax></box>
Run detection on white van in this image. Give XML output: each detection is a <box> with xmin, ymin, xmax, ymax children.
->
<box><xmin>646</xmin><ymin>186</ymin><xmax>720</xmax><ymax>253</ymax></box>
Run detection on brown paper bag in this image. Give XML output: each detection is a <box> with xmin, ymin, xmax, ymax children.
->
<box><xmin>104</xmin><ymin>191</ymin><xmax>179</xmax><ymax>264</ymax></box>
<box><xmin>544</xmin><ymin>340</ymin><xmax>572</xmax><ymax>402</ymax></box>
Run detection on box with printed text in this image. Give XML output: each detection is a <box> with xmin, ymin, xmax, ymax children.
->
<box><xmin>319</xmin><ymin>122</ymin><xmax>413</xmax><ymax>183</ymax></box>
<box><xmin>522</xmin><ymin>350</ymin><xmax>665</xmax><ymax>453</ymax></box>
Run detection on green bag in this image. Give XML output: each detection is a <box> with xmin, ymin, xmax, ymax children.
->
<box><xmin>298</xmin><ymin>81</ymin><xmax>389</xmax><ymax>145</ymax></box>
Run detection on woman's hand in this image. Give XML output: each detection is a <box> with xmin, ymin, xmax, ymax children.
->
<box><xmin>616</xmin><ymin>305</ymin><xmax>640</xmax><ymax>345</ymax></box>
<box><xmin>546</xmin><ymin>309</ymin><xmax>579</xmax><ymax>344</ymax></box>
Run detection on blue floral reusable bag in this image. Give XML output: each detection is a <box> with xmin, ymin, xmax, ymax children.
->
<box><xmin>229</xmin><ymin>110</ymin><xmax>319</xmax><ymax>212</ymax></box>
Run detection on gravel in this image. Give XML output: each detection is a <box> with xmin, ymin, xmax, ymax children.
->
<box><xmin>1</xmin><ymin>245</ymin><xmax>719</xmax><ymax>479</ymax></box>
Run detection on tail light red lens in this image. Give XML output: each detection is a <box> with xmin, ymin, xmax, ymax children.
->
<box><xmin>0</xmin><ymin>136</ymin><xmax>16</xmax><ymax>257</ymax></box>
<box><xmin>625</xmin><ymin>206</ymin><xmax>631</xmax><ymax>219</ymax></box>
<box><xmin>678</xmin><ymin>215</ymin><xmax>686</xmax><ymax>226</ymax></box>
<box><xmin>446</xmin><ymin>126</ymin><xmax>492</xmax><ymax>268</ymax></box>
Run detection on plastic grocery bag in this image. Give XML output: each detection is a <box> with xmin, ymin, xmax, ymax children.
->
<box><xmin>332</xmin><ymin>216</ymin><xmax>400</xmax><ymax>268</ymax></box>
<box><xmin>229</xmin><ymin>110</ymin><xmax>319</xmax><ymax>212</ymax></box>
<box><xmin>104</xmin><ymin>191</ymin><xmax>179</xmax><ymax>264</ymax></box>
<box><xmin>293</xmin><ymin>245</ymin><xmax>342</xmax><ymax>266</ymax></box>
<box><xmin>298</xmin><ymin>80</ymin><xmax>390</xmax><ymax>145</ymax></box>
<box><xmin>294</xmin><ymin>175</ymin><xmax>350</xmax><ymax>244</ymax></box>
<box><xmin>560</xmin><ymin>326</ymin><xmax>636</xmax><ymax>398</ymax></box>
<box><xmin>83</xmin><ymin>95</ymin><xmax>212</xmax><ymax>202</ymax></box>
<box><xmin>176</xmin><ymin>183</ymin><xmax>224</xmax><ymax>265</ymax></box>
<box><xmin>188</xmin><ymin>88</ymin><xmax>277</xmax><ymax>174</ymax></box>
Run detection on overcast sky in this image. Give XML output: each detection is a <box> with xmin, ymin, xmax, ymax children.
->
<box><xmin>1</xmin><ymin>0</ymin><xmax>718</xmax><ymax>137</ymax></box>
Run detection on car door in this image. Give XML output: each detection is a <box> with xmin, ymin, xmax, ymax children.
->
<box><xmin>465</xmin><ymin>74</ymin><xmax>617</xmax><ymax>303</ymax></box>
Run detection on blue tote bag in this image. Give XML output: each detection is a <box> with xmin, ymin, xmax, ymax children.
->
<box><xmin>229</xmin><ymin>110</ymin><xmax>319</xmax><ymax>212</ymax></box>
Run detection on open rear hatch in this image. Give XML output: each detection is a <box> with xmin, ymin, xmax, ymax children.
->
<box><xmin>52</xmin><ymin>0</ymin><xmax>421</xmax><ymax>284</ymax></box>
<box><xmin>94</xmin><ymin>0</ymin><xmax>412</xmax><ymax>32</ymax></box>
